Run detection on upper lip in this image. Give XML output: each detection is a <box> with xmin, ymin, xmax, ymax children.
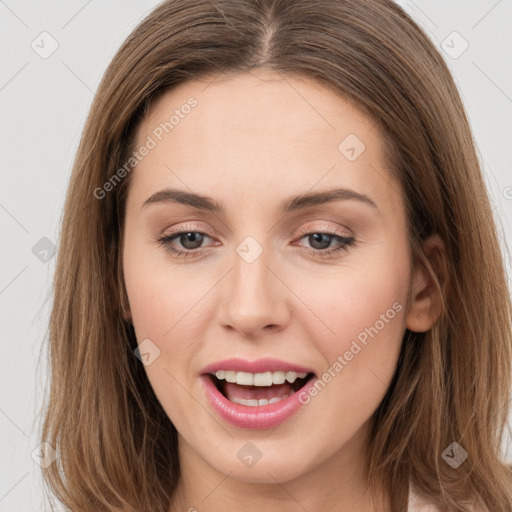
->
<box><xmin>200</xmin><ymin>357</ymin><xmax>315</xmax><ymax>376</ymax></box>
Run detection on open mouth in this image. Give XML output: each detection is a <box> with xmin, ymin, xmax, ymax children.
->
<box><xmin>208</xmin><ymin>371</ymin><xmax>316</xmax><ymax>406</ymax></box>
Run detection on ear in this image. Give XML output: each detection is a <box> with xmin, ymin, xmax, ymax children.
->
<box><xmin>118</xmin><ymin>232</ymin><xmax>132</xmax><ymax>323</ymax></box>
<box><xmin>119</xmin><ymin>279</ymin><xmax>133</xmax><ymax>323</ymax></box>
<box><xmin>405</xmin><ymin>234</ymin><xmax>447</xmax><ymax>333</ymax></box>
<box><xmin>122</xmin><ymin>306</ymin><xmax>132</xmax><ymax>323</ymax></box>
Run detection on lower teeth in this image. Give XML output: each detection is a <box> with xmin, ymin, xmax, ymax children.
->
<box><xmin>229</xmin><ymin>394</ymin><xmax>291</xmax><ymax>406</ymax></box>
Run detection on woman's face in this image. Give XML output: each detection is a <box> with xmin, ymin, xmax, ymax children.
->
<box><xmin>122</xmin><ymin>69</ymin><xmax>430</xmax><ymax>486</ymax></box>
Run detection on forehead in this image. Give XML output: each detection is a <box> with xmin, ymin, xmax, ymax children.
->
<box><xmin>136</xmin><ymin>70</ymin><xmax>380</xmax><ymax>149</ymax></box>
<box><xmin>128</xmin><ymin>70</ymin><xmax>401</xmax><ymax>214</ymax></box>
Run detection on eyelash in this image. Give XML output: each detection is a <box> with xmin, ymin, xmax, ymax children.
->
<box><xmin>155</xmin><ymin>225</ymin><xmax>356</xmax><ymax>260</ymax></box>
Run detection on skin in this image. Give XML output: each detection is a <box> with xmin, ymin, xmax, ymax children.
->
<box><xmin>121</xmin><ymin>68</ymin><xmax>443</xmax><ymax>512</ymax></box>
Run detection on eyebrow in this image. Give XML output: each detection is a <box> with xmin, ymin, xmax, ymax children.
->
<box><xmin>142</xmin><ymin>187</ymin><xmax>378</xmax><ymax>213</ymax></box>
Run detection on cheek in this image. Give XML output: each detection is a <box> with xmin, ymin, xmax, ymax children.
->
<box><xmin>122</xmin><ymin>244</ymin><xmax>209</xmax><ymax>425</ymax></box>
<box><xmin>296</xmin><ymin>240</ymin><xmax>409</xmax><ymax>341</ymax></box>
<box><xmin>122</xmin><ymin>236</ymin><xmax>216</xmax><ymax>392</ymax></box>
<box><xmin>123</xmin><ymin>229</ymin><xmax>201</xmax><ymax>340</ymax></box>
<box><xmin>298</xmin><ymin>268</ymin><xmax>406</xmax><ymax>368</ymax></box>
<box><xmin>293</xmin><ymin>253</ymin><xmax>409</xmax><ymax>431</ymax></box>
<box><xmin>124</xmin><ymin>266</ymin><xmax>214</xmax><ymax>391</ymax></box>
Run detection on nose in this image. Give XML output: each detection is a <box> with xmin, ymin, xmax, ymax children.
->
<box><xmin>217</xmin><ymin>243</ymin><xmax>291</xmax><ymax>339</ymax></box>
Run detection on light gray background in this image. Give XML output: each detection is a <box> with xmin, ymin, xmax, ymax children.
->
<box><xmin>1</xmin><ymin>1</ymin><xmax>511</xmax><ymax>510</ymax></box>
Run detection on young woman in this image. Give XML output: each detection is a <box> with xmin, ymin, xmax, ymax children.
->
<box><xmin>39</xmin><ymin>1</ymin><xmax>512</xmax><ymax>511</ymax></box>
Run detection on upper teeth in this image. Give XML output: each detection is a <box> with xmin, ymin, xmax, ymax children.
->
<box><xmin>214</xmin><ymin>370</ymin><xmax>308</xmax><ymax>386</ymax></box>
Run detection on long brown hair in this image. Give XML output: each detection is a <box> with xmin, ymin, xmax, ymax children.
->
<box><xmin>39</xmin><ymin>1</ymin><xmax>512</xmax><ymax>510</ymax></box>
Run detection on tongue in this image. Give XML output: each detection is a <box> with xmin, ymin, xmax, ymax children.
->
<box><xmin>223</xmin><ymin>382</ymin><xmax>294</xmax><ymax>402</ymax></box>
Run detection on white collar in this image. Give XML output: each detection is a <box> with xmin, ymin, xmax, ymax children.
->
<box><xmin>407</xmin><ymin>482</ymin><xmax>440</xmax><ymax>511</ymax></box>
<box><xmin>408</xmin><ymin>482</ymin><xmax>486</xmax><ymax>512</ymax></box>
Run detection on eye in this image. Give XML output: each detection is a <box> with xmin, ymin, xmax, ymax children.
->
<box><xmin>295</xmin><ymin>226</ymin><xmax>356</xmax><ymax>259</ymax></box>
<box><xmin>155</xmin><ymin>225</ymin><xmax>217</xmax><ymax>259</ymax></box>
<box><xmin>154</xmin><ymin>225</ymin><xmax>356</xmax><ymax>260</ymax></box>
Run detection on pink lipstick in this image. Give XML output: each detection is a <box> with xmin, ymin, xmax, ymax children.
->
<box><xmin>200</xmin><ymin>357</ymin><xmax>317</xmax><ymax>429</ymax></box>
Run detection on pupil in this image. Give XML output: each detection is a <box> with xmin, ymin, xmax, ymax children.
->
<box><xmin>310</xmin><ymin>233</ymin><xmax>330</xmax><ymax>250</ymax></box>
<box><xmin>182</xmin><ymin>232</ymin><xmax>203</xmax><ymax>249</ymax></box>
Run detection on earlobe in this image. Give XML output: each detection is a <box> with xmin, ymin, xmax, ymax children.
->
<box><xmin>405</xmin><ymin>234</ymin><xmax>447</xmax><ymax>333</ymax></box>
<box><xmin>119</xmin><ymin>283</ymin><xmax>133</xmax><ymax>323</ymax></box>
<box><xmin>121</xmin><ymin>299</ymin><xmax>132</xmax><ymax>323</ymax></box>
<box><xmin>122</xmin><ymin>308</ymin><xmax>132</xmax><ymax>323</ymax></box>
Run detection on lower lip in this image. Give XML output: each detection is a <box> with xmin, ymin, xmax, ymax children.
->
<box><xmin>200</xmin><ymin>374</ymin><xmax>318</xmax><ymax>429</ymax></box>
